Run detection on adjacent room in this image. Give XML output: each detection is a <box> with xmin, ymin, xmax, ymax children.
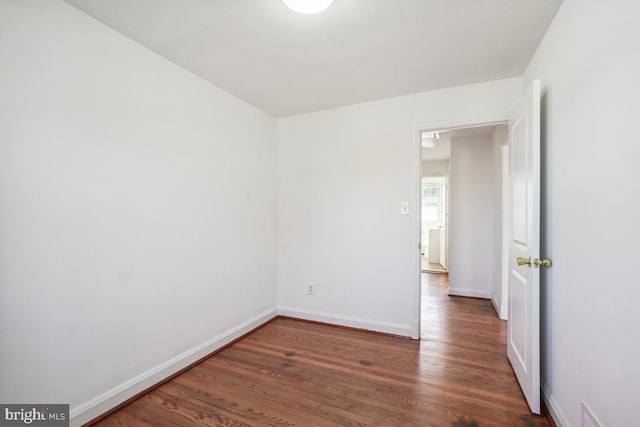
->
<box><xmin>1</xmin><ymin>1</ymin><xmax>639</xmax><ymax>426</ymax></box>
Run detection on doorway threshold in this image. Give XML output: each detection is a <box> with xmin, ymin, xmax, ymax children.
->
<box><xmin>422</xmin><ymin>268</ymin><xmax>448</xmax><ymax>275</ymax></box>
<box><xmin>421</xmin><ymin>256</ymin><xmax>447</xmax><ymax>274</ymax></box>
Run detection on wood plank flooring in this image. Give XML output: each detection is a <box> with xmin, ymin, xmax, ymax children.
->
<box><xmin>91</xmin><ymin>274</ymin><xmax>549</xmax><ymax>426</ymax></box>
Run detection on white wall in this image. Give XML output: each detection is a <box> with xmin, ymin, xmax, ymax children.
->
<box><xmin>277</xmin><ymin>78</ymin><xmax>521</xmax><ymax>337</ymax></box>
<box><xmin>523</xmin><ymin>0</ymin><xmax>640</xmax><ymax>425</ymax></box>
<box><xmin>448</xmin><ymin>135</ymin><xmax>496</xmax><ymax>298</ymax></box>
<box><xmin>0</xmin><ymin>1</ymin><xmax>277</xmax><ymax>425</ymax></box>
<box><xmin>422</xmin><ymin>159</ymin><xmax>450</xmax><ymax>176</ymax></box>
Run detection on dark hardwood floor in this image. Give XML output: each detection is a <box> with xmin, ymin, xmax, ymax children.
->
<box><xmin>92</xmin><ymin>274</ymin><xmax>549</xmax><ymax>426</ymax></box>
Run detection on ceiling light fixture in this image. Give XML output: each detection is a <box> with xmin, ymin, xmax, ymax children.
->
<box><xmin>421</xmin><ymin>131</ymin><xmax>440</xmax><ymax>148</ymax></box>
<box><xmin>282</xmin><ymin>0</ymin><xmax>334</xmax><ymax>14</ymax></box>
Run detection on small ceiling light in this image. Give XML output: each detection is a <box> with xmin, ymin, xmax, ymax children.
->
<box><xmin>421</xmin><ymin>131</ymin><xmax>440</xmax><ymax>148</ymax></box>
<box><xmin>282</xmin><ymin>0</ymin><xmax>334</xmax><ymax>14</ymax></box>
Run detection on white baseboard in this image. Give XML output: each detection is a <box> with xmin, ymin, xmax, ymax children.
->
<box><xmin>448</xmin><ymin>288</ymin><xmax>492</xmax><ymax>299</ymax></box>
<box><xmin>490</xmin><ymin>297</ymin><xmax>508</xmax><ymax>320</ymax></box>
<box><xmin>278</xmin><ymin>306</ymin><xmax>412</xmax><ymax>338</ymax></box>
<box><xmin>70</xmin><ymin>308</ymin><xmax>278</xmax><ymax>427</ymax></box>
<box><xmin>491</xmin><ymin>297</ymin><xmax>501</xmax><ymax>316</ymax></box>
<box><xmin>542</xmin><ymin>380</ymin><xmax>569</xmax><ymax>427</ymax></box>
<box><xmin>500</xmin><ymin>304</ymin><xmax>508</xmax><ymax>320</ymax></box>
<box><xmin>411</xmin><ymin>320</ymin><xmax>420</xmax><ymax>340</ymax></box>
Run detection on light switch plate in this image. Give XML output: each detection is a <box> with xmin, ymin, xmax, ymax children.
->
<box><xmin>400</xmin><ymin>202</ymin><xmax>409</xmax><ymax>215</ymax></box>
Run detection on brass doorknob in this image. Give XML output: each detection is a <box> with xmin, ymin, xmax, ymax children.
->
<box><xmin>517</xmin><ymin>256</ymin><xmax>532</xmax><ymax>267</ymax></box>
<box><xmin>534</xmin><ymin>258</ymin><xmax>552</xmax><ymax>268</ymax></box>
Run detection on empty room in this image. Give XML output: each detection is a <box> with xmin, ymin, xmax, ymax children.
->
<box><xmin>1</xmin><ymin>1</ymin><xmax>639</xmax><ymax>426</ymax></box>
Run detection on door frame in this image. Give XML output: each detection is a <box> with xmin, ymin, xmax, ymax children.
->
<box><xmin>499</xmin><ymin>144</ymin><xmax>511</xmax><ymax>320</ymax></box>
<box><xmin>411</xmin><ymin>114</ymin><xmax>511</xmax><ymax>339</ymax></box>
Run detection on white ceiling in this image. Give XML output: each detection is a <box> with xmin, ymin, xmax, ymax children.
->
<box><xmin>421</xmin><ymin>138</ymin><xmax>450</xmax><ymax>161</ymax></box>
<box><xmin>63</xmin><ymin>0</ymin><xmax>562</xmax><ymax>118</ymax></box>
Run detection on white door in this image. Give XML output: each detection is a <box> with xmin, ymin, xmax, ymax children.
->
<box><xmin>507</xmin><ymin>79</ymin><xmax>541</xmax><ymax>414</ymax></box>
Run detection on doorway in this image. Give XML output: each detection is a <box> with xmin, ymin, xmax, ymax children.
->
<box><xmin>420</xmin><ymin>129</ymin><xmax>450</xmax><ymax>275</ymax></box>
<box><xmin>421</xmin><ymin>176</ymin><xmax>448</xmax><ymax>273</ymax></box>
<box><xmin>416</xmin><ymin>122</ymin><xmax>509</xmax><ymax>339</ymax></box>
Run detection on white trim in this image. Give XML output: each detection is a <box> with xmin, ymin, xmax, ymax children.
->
<box><xmin>412</xmin><ymin>122</ymin><xmax>422</xmax><ymax>339</ymax></box>
<box><xmin>541</xmin><ymin>380</ymin><xmax>570</xmax><ymax>427</ymax></box>
<box><xmin>500</xmin><ymin>144</ymin><xmax>511</xmax><ymax>320</ymax></box>
<box><xmin>69</xmin><ymin>308</ymin><xmax>278</xmax><ymax>427</ymax></box>
<box><xmin>278</xmin><ymin>306</ymin><xmax>412</xmax><ymax>337</ymax></box>
<box><xmin>491</xmin><ymin>297</ymin><xmax>501</xmax><ymax>317</ymax></box>
<box><xmin>412</xmin><ymin>112</ymin><xmax>513</xmax><ymax>139</ymax></box>
<box><xmin>448</xmin><ymin>288</ymin><xmax>492</xmax><ymax>299</ymax></box>
<box><xmin>411</xmin><ymin>320</ymin><xmax>420</xmax><ymax>339</ymax></box>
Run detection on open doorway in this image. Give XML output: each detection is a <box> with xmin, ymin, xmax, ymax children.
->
<box><xmin>420</xmin><ymin>130</ymin><xmax>450</xmax><ymax>274</ymax></box>
<box><xmin>421</xmin><ymin>176</ymin><xmax>448</xmax><ymax>273</ymax></box>
<box><xmin>418</xmin><ymin>123</ymin><xmax>509</xmax><ymax>337</ymax></box>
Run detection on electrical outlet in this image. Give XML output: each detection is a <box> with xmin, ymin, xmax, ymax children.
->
<box><xmin>307</xmin><ymin>284</ymin><xmax>315</xmax><ymax>295</ymax></box>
